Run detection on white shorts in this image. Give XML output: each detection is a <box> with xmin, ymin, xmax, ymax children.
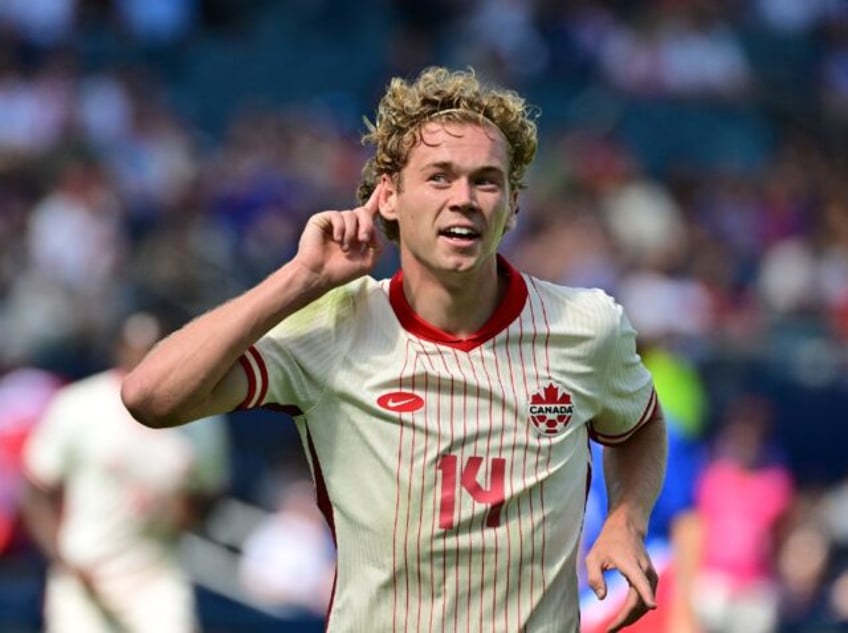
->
<box><xmin>693</xmin><ymin>571</ymin><xmax>778</xmax><ymax>633</ymax></box>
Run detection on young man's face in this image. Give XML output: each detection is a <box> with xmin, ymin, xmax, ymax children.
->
<box><xmin>380</xmin><ymin>120</ymin><xmax>518</xmax><ymax>278</ymax></box>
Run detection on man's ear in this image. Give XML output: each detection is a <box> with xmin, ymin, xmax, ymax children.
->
<box><xmin>379</xmin><ymin>174</ymin><xmax>398</xmax><ymax>221</ymax></box>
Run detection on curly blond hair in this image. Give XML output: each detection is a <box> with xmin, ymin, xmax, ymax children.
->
<box><xmin>357</xmin><ymin>66</ymin><xmax>539</xmax><ymax>241</ymax></box>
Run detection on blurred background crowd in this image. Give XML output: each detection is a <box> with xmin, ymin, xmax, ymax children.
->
<box><xmin>0</xmin><ymin>0</ymin><xmax>847</xmax><ymax>631</ymax></box>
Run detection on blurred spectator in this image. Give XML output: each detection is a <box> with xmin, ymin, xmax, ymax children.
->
<box><xmin>113</xmin><ymin>0</ymin><xmax>198</xmax><ymax>46</ymax></box>
<box><xmin>758</xmin><ymin>236</ymin><xmax>820</xmax><ymax>317</ymax></box>
<box><xmin>126</xmin><ymin>191</ymin><xmax>240</xmax><ymax>322</ymax></box>
<box><xmin>105</xmin><ymin>87</ymin><xmax>198</xmax><ymax>233</ymax></box>
<box><xmin>596</xmin><ymin>4</ymin><xmax>751</xmax><ymax>99</ymax></box>
<box><xmin>617</xmin><ymin>270</ymin><xmax>714</xmax><ymax>343</ymax></box>
<box><xmin>238</xmin><ymin>478</ymin><xmax>335</xmax><ymax>617</ymax></box>
<box><xmin>504</xmin><ymin>199</ymin><xmax>619</xmax><ymax>291</ymax></box>
<box><xmin>820</xmin><ymin>18</ymin><xmax>848</xmax><ymax>151</ymax></box>
<box><xmin>0</xmin><ymin>53</ymin><xmax>76</xmax><ymax>158</ymax></box>
<box><xmin>76</xmin><ymin>71</ymin><xmax>135</xmax><ymax>150</ymax></box>
<box><xmin>3</xmin><ymin>152</ymin><xmax>127</xmax><ymax>367</ymax></box>
<box><xmin>751</xmin><ymin>0</ymin><xmax>838</xmax><ymax>35</ymax></box>
<box><xmin>19</xmin><ymin>312</ymin><xmax>230</xmax><ymax>633</ymax></box>
<box><xmin>444</xmin><ymin>0</ymin><xmax>550</xmax><ymax>81</ymax></box>
<box><xmin>27</xmin><ymin>154</ymin><xmax>123</xmax><ymax>292</ymax></box>
<box><xmin>817</xmin><ymin>475</ymin><xmax>848</xmax><ymax>626</ymax></box>
<box><xmin>692</xmin><ymin>393</ymin><xmax>795</xmax><ymax>633</ymax></box>
<box><xmin>816</xmin><ymin>190</ymin><xmax>848</xmax><ymax>340</ymax></box>
<box><xmin>0</xmin><ymin>0</ymin><xmax>78</xmax><ymax>48</ymax></box>
<box><xmin>601</xmin><ymin>175</ymin><xmax>688</xmax><ymax>269</ymax></box>
<box><xmin>599</xmin><ymin>151</ymin><xmax>717</xmax><ymax>343</ymax></box>
<box><xmin>776</xmin><ymin>489</ymin><xmax>833</xmax><ymax>629</ymax></box>
<box><xmin>692</xmin><ymin>172</ymin><xmax>767</xmax><ymax>286</ymax></box>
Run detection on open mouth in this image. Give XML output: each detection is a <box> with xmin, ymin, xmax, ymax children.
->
<box><xmin>439</xmin><ymin>226</ymin><xmax>481</xmax><ymax>242</ymax></box>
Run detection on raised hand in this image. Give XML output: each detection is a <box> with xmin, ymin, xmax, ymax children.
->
<box><xmin>292</xmin><ymin>182</ymin><xmax>385</xmax><ymax>289</ymax></box>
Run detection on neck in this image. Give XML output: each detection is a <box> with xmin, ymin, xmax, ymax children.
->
<box><xmin>400</xmin><ymin>258</ymin><xmax>504</xmax><ymax>337</ymax></box>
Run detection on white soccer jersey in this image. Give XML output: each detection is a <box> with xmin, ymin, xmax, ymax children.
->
<box><xmin>239</xmin><ymin>256</ymin><xmax>656</xmax><ymax>633</ymax></box>
<box><xmin>23</xmin><ymin>370</ymin><xmax>229</xmax><ymax>632</ymax></box>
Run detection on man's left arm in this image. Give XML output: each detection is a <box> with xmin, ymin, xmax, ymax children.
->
<box><xmin>585</xmin><ymin>405</ymin><xmax>668</xmax><ymax>632</ymax></box>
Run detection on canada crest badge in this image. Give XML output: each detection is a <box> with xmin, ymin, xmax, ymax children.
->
<box><xmin>528</xmin><ymin>382</ymin><xmax>574</xmax><ymax>436</ymax></box>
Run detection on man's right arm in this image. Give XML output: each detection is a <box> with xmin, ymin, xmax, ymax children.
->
<box><xmin>122</xmin><ymin>261</ymin><xmax>331</xmax><ymax>428</ymax></box>
<box><xmin>122</xmin><ymin>184</ymin><xmax>386</xmax><ymax>428</ymax></box>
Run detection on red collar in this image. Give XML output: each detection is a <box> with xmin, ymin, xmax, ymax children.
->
<box><xmin>388</xmin><ymin>255</ymin><xmax>528</xmax><ymax>352</ymax></box>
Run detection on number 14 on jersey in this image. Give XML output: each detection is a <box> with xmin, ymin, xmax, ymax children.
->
<box><xmin>436</xmin><ymin>454</ymin><xmax>506</xmax><ymax>530</ymax></box>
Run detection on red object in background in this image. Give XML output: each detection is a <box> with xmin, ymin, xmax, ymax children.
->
<box><xmin>0</xmin><ymin>420</ymin><xmax>36</xmax><ymax>554</ymax></box>
<box><xmin>0</xmin><ymin>368</ymin><xmax>64</xmax><ymax>553</ymax></box>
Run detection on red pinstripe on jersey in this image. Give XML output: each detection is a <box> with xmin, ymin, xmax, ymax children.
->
<box><xmin>405</xmin><ymin>346</ymin><xmax>448</xmax><ymax>633</ymax></box>
<box><xmin>530</xmin><ymin>277</ymin><xmax>554</xmax><ymax>596</ymax></box>
<box><xmin>413</xmin><ymin>365</ymin><xmax>429</xmax><ymax>633</ymax></box>
<box><xmin>391</xmin><ymin>340</ymin><xmax>415</xmax><ymax>633</ymax></box>
<box><xmin>490</xmin><ymin>335</ymin><xmax>512</xmax><ymax>633</ymax></box>
<box><xmin>430</xmin><ymin>369</ymin><xmax>443</xmax><ymax>633</ymax></box>
<box><xmin>453</xmin><ymin>350</ymin><xmax>480</xmax><ymax>626</ymax></box>
<box><xmin>503</xmin><ymin>321</ymin><xmax>522</xmax><ymax>630</ymax></box>
<box><xmin>474</xmin><ymin>343</ymin><xmax>495</xmax><ymax>633</ymax></box>
<box><xmin>516</xmin><ymin>299</ymin><xmax>534</xmax><ymax>625</ymax></box>
<box><xmin>432</xmin><ymin>345</ymin><xmax>466</xmax><ymax>633</ymax></box>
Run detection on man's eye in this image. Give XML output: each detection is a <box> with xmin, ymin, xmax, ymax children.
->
<box><xmin>429</xmin><ymin>173</ymin><xmax>449</xmax><ymax>183</ymax></box>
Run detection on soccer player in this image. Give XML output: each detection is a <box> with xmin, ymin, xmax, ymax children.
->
<box><xmin>122</xmin><ymin>66</ymin><xmax>668</xmax><ymax>633</ymax></box>
<box><xmin>21</xmin><ymin>312</ymin><xmax>230</xmax><ymax>633</ymax></box>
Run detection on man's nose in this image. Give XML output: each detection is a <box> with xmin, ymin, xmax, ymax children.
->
<box><xmin>448</xmin><ymin>179</ymin><xmax>478</xmax><ymax>211</ymax></box>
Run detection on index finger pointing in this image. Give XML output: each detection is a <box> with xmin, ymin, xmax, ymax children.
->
<box><xmin>363</xmin><ymin>181</ymin><xmax>383</xmax><ymax>215</ymax></box>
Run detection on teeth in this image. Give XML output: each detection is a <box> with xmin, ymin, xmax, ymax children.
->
<box><xmin>444</xmin><ymin>227</ymin><xmax>476</xmax><ymax>237</ymax></box>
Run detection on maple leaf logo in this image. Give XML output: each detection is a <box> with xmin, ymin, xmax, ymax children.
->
<box><xmin>528</xmin><ymin>382</ymin><xmax>574</xmax><ymax>437</ymax></box>
<box><xmin>531</xmin><ymin>383</ymin><xmax>572</xmax><ymax>406</ymax></box>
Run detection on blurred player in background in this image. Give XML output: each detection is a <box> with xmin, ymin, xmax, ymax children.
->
<box><xmin>20</xmin><ymin>312</ymin><xmax>230</xmax><ymax>633</ymax></box>
<box><xmin>692</xmin><ymin>393</ymin><xmax>794</xmax><ymax>633</ymax></box>
<box><xmin>121</xmin><ymin>66</ymin><xmax>668</xmax><ymax>632</ymax></box>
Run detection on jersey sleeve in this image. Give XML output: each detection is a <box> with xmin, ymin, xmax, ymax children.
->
<box><xmin>588</xmin><ymin>297</ymin><xmax>657</xmax><ymax>446</ymax></box>
<box><xmin>235</xmin><ymin>281</ymin><xmax>359</xmax><ymax>414</ymax></box>
<box><xmin>21</xmin><ymin>389</ymin><xmax>77</xmax><ymax>490</ymax></box>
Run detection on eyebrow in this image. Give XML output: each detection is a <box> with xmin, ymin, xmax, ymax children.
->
<box><xmin>419</xmin><ymin>161</ymin><xmax>506</xmax><ymax>176</ymax></box>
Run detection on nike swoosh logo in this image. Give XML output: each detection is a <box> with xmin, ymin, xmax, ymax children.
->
<box><xmin>386</xmin><ymin>396</ymin><xmax>418</xmax><ymax>407</ymax></box>
<box><xmin>377</xmin><ymin>391</ymin><xmax>425</xmax><ymax>413</ymax></box>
